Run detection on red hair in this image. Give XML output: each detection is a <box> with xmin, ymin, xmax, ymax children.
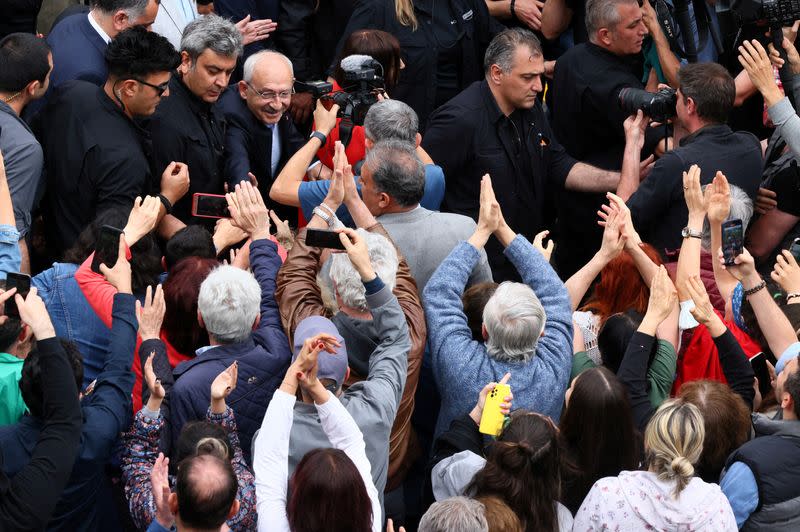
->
<box><xmin>162</xmin><ymin>257</ymin><xmax>218</xmax><ymax>355</ymax></box>
<box><xmin>580</xmin><ymin>243</ymin><xmax>663</xmax><ymax>321</ymax></box>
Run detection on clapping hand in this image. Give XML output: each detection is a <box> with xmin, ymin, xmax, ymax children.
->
<box><xmin>469</xmin><ymin>372</ymin><xmax>513</xmax><ymax>426</ymax></box>
<box><xmin>704</xmin><ymin>171</ymin><xmax>731</xmax><ymax>225</ymax></box>
<box><xmin>226</xmin><ymin>182</ymin><xmax>270</xmax><ymax>240</ymax></box>
<box><xmin>644</xmin><ymin>265</ymin><xmax>678</xmax><ymax>324</ymax></box>
<box><xmin>685</xmin><ymin>275</ymin><xmax>716</xmax><ymax>326</ymax></box>
<box><xmin>151</xmin><ymin>453</ymin><xmax>174</xmax><ymax>529</ymax></box>
<box><xmin>291</xmin><ymin>333</ymin><xmax>341</xmax><ymax>398</ymax></box>
<box><xmin>210</xmin><ymin>361</ymin><xmax>238</xmax><ymax>414</ymax></box>
<box><xmin>596</xmin><ymin>202</ymin><xmax>627</xmax><ymax>263</ymax></box>
<box><xmin>683</xmin><ymin>164</ymin><xmax>707</xmax><ymax>220</ymax></box>
<box><xmin>136</xmin><ymin>285</ymin><xmax>166</xmax><ymax>341</ymax></box>
<box><xmin>144</xmin><ymin>351</ymin><xmax>166</xmax><ymax>412</ymax></box>
<box><xmin>100</xmin><ymin>237</ymin><xmax>132</xmax><ymax>295</ymax></box>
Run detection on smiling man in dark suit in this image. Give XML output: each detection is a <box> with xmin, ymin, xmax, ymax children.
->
<box><xmin>219</xmin><ymin>50</ymin><xmax>306</xmax><ymax>223</ymax></box>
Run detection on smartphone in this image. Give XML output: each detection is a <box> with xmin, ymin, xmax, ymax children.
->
<box><xmin>91</xmin><ymin>225</ymin><xmax>124</xmax><ymax>274</ymax></box>
<box><xmin>750</xmin><ymin>352</ymin><xmax>772</xmax><ymax>398</ymax></box>
<box><xmin>4</xmin><ymin>272</ymin><xmax>31</xmax><ymax>318</ymax></box>
<box><xmin>790</xmin><ymin>238</ymin><xmax>800</xmax><ymax>262</ymax></box>
<box><xmin>721</xmin><ymin>219</ymin><xmax>744</xmax><ymax>266</ymax></box>
<box><xmin>479</xmin><ymin>383</ymin><xmax>511</xmax><ymax>437</ymax></box>
<box><xmin>305</xmin><ymin>228</ymin><xmax>346</xmax><ymax>250</ymax></box>
<box><xmin>192</xmin><ymin>193</ymin><xmax>230</xmax><ymax>219</ymax></box>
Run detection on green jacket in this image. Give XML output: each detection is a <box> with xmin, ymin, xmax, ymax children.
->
<box><xmin>0</xmin><ymin>352</ymin><xmax>27</xmax><ymax>425</ymax></box>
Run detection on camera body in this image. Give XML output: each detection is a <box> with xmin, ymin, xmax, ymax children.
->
<box><xmin>618</xmin><ymin>87</ymin><xmax>678</xmax><ymax>123</ymax></box>
<box><xmin>732</xmin><ymin>0</ymin><xmax>800</xmax><ymax>26</ymax></box>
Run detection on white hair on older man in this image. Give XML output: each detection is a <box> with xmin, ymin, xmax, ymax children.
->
<box><xmin>198</xmin><ymin>265</ymin><xmax>261</xmax><ymax>343</ymax></box>
<box><xmin>418</xmin><ymin>497</ymin><xmax>488</xmax><ymax>532</ymax></box>
<box><xmin>242</xmin><ymin>50</ymin><xmax>294</xmax><ymax>83</ymax></box>
<box><xmin>482</xmin><ymin>281</ymin><xmax>546</xmax><ymax>363</ymax></box>
<box><xmin>329</xmin><ymin>229</ymin><xmax>398</xmax><ymax>312</ymax></box>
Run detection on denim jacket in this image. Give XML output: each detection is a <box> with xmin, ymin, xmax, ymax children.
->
<box><xmin>0</xmin><ymin>224</ymin><xmax>20</xmax><ymax>279</ymax></box>
<box><xmin>32</xmin><ymin>263</ymin><xmax>111</xmax><ymax>388</ymax></box>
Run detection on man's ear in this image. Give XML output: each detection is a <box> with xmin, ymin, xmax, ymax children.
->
<box><xmin>378</xmin><ymin>192</ymin><xmax>391</xmax><ymax>209</ymax></box>
<box><xmin>345</xmin><ymin>366</ymin><xmax>351</xmax><ymax>383</ymax></box>
<box><xmin>227</xmin><ymin>499</ymin><xmax>241</xmax><ymax>519</ymax></box>
<box><xmin>238</xmin><ymin>80</ymin><xmax>249</xmax><ymax>100</ymax></box>
<box><xmin>597</xmin><ymin>28</ymin><xmax>612</xmax><ymax>47</ymax></box>
<box><xmin>111</xmin><ymin>10</ymin><xmax>130</xmax><ymax>33</ymax></box>
<box><xmin>197</xmin><ymin>310</ymin><xmax>206</xmax><ymax>330</ymax></box>
<box><xmin>415</xmin><ymin>132</ymin><xmax>422</xmax><ymax>148</ymax></box>
<box><xmin>481</xmin><ymin>323</ymin><xmax>488</xmax><ymax>341</ymax></box>
<box><xmin>168</xmin><ymin>492</ymin><xmax>179</xmax><ymax>516</ymax></box>
<box><xmin>17</xmin><ymin>324</ymin><xmax>34</xmax><ymax>347</ymax></box>
<box><xmin>117</xmin><ymin>79</ymin><xmax>139</xmax><ymax>99</ymax></box>
<box><xmin>252</xmin><ymin>312</ymin><xmax>261</xmax><ymax>331</ymax></box>
<box><xmin>365</xmin><ymin>137</ymin><xmax>374</xmax><ymax>151</ymax></box>
<box><xmin>179</xmin><ymin>51</ymin><xmax>193</xmax><ymax>75</ymax></box>
<box><xmin>488</xmin><ymin>64</ymin><xmax>504</xmax><ymax>85</ymax></box>
<box><xmin>782</xmin><ymin>390</ymin><xmax>794</xmax><ymax>412</ymax></box>
<box><xmin>686</xmin><ymin>96</ymin><xmax>697</xmax><ymax>116</ymax></box>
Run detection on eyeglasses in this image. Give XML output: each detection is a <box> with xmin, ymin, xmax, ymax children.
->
<box><xmin>134</xmin><ymin>78</ymin><xmax>170</xmax><ymax>96</ymax></box>
<box><xmin>246</xmin><ymin>82</ymin><xmax>295</xmax><ymax>101</ymax></box>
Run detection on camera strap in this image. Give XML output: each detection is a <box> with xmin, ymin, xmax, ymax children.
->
<box><xmin>654</xmin><ymin>0</ymin><xmax>722</xmax><ymax>62</ymax></box>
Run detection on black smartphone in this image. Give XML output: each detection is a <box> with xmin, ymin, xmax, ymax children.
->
<box><xmin>750</xmin><ymin>352</ymin><xmax>772</xmax><ymax>398</ymax></box>
<box><xmin>790</xmin><ymin>238</ymin><xmax>800</xmax><ymax>262</ymax></box>
<box><xmin>305</xmin><ymin>228</ymin><xmax>346</xmax><ymax>250</ymax></box>
<box><xmin>192</xmin><ymin>193</ymin><xmax>230</xmax><ymax>219</ymax></box>
<box><xmin>91</xmin><ymin>225</ymin><xmax>124</xmax><ymax>274</ymax></box>
<box><xmin>4</xmin><ymin>272</ymin><xmax>31</xmax><ymax>318</ymax></box>
<box><xmin>721</xmin><ymin>219</ymin><xmax>744</xmax><ymax>266</ymax></box>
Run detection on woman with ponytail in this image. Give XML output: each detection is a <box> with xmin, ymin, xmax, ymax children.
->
<box><xmin>573</xmin><ymin>400</ymin><xmax>737</xmax><ymax>531</ymax></box>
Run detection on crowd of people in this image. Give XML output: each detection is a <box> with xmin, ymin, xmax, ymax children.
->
<box><xmin>2</xmin><ymin>0</ymin><xmax>800</xmax><ymax>530</ymax></box>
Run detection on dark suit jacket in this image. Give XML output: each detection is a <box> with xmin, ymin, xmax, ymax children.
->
<box><xmin>219</xmin><ymin>88</ymin><xmax>305</xmax><ymax>224</ymax></box>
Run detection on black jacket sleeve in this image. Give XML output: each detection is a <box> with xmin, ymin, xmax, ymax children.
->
<box><xmin>617</xmin><ymin>331</ymin><xmax>657</xmax><ymax>432</ymax></box>
<box><xmin>713</xmin><ymin>329</ymin><xmax>756</xmax><ymax>409</ymax></box>
<box><xmin>0</xmin><ymin>337</ymin><xmax>82</xmax><ymax>531</ymax></box>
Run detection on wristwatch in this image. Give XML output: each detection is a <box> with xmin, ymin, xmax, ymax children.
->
<box><xmin>681</xmin><ymin>227</ymin><xmax>702</xmax><ymax>239</ymax></box>
<box><xmin>309</xmin><ymin>131</ymin><xmax>327</xmax><ymax>147</ymax></box>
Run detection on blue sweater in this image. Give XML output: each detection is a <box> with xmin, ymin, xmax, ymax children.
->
<box><xmin>423</xmin><ymin>235</ymin><xmax>573</xmax><ymax>437</ymax></box>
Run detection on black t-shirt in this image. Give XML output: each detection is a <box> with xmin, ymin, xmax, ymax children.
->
<box><xmin>770</xmin><ymin>162</ymin><xmax>800</xmax><ymax>217</ymax></box>
<box><xmin>417</xmin><ymin>0</ymin><xmax>464</xmax><ymax>108</ymax></box>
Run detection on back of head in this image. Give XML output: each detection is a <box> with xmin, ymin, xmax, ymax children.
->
<box><xmin>644</xmin><ymin>399</ymin><xmax>705</xmax><ymax>498</ymax></box>
<box><xmin>560</xmin><ymin>367</ymin><xmax>638</xmax><ymax>490</ymax></box>
<box><xmin>175</xmin><ymin>454</ymin><xmax>237</xmax><ymax>530</ymax></box>
<box><xmin>91</xmin><ymin>0</ymin><xmax>149</xmax><ymax>17</ymax></box>
<box><xmin>335</xmin><ymin>29</ymin><xmax>402</xmax><ymax>89</ymax></box>
<box><xmin>783</xmin><ymin>367</ymin><xmax>800</xmax><ymax>418</ymax></box>
<box><xmin>363</xmin><ymin>140</ymin><xmax>425</xmax><ymax>208</ymax></box>
<box><xmin>198</xmin><ymin>265</ymin><xmax>261</xmax><ymax>343</ymax></box>
<box><xmin>0</xmin><ymin>317</ymin><xmax>22</xmax><ymax>354</ymax></box>
<box><xmin>463</xmin><ymin>282</ymin><xmax>499</xmax><ymax>341</ymax></box>
<box><xmin>597</xmin><ymin>309</ymin><xmax>643</xmax><ymax>373</ymax></box>
<box><xmin>181</xmin><ymin>14</ymin><xmax>243</xmax><ymax>62</ymax></box>
<box><xmin>482</xmin><ymin>282</ymin><xmax>545</xmax><ymax>363</ymax></box>
<box><xmin>418</xmin><ymin>496</ymin><xmax>489</xmax><ymax>532</ymax></box>
<box><xmin>582</xmin><ymin>244</ymin><xmax>662</xmax><ymax>321</ymax></box>
<box><xmin>175</xmin><ymin>421</ymin><xmax>232</xmax><ymax>463</ymax></box>
<box><xmin>363</xmin><ymin>99</ymin><xmax>419</xmax><ymax>144</ymax></box>
<box><xmin>165</xmin><ymin>225</ymin><xmax>216</xmax><ymax>270</ymax></box>
<box><xmin>21</xmin><ymin>340</ymin><xmax>84</xmax><ymax>418</ymax></box>
<box><xmin>483</xmin><ymin>28</ymin><xmax>542</xmax><ymax>75</ymax></box>
<box><xmin>678</xmin><ymin>380</ymin><xmax>750</xmax><ymax>482</ymax></box>
<box><xmin>163</xmin><ymin>257</ymin><xmax>218</xmax><ymax>354</ymax></box>
<box><xmin>476</xmin><ymin>496</ymin><xmax>523</xmax><ymax>532</ymax></box>
<box><xmin>329</xmin><ymin>229</ymin><xmax>398</xmax><ymax>311</ymax></box>
<box><xmin>105</xmin><ymin>26</ymin><xmax>181</xmax><ymax>80</ymax></box>
<box><xmin>468</xmin><ymin>412</ymin><xmax>560</xmax><ymax>532</ymax></box>
<box><xmin>585</xmin><ymin>0</ymin><xmax>638</xmax><ymax>41</ymax></box>
<box><xmin>288</xmin><ymin>448</ymin><xmax>372</xmax><ymax>532</ymax></box>
<box><xmin>0</xmin><ymin>33</ymin><xmax>51</xmax><ymax>93</ymax></box>
<box><xmin>678</xmin><ymin>62</ymin><xmax>735</xmax><ymax>124</ymax></box>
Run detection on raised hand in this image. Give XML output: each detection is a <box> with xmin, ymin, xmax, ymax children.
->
<box><xmin>136</xmin><ymin>285</ymin><xmax>166</xmax><ymax>341</ymax></box>
<box><xmin>623</xmin><ymin>110</ymin><xmax>649</xmax><ymax>153</ymax></box>
<box><xmin>645</xmin><ymin>265</ymin><xmax>678</xmax><ymax>324</ymax></box>
<box><xmin>14</xmin><ymin>287</ymin><xmax>55</xmax><ymax>340</ymax></box>
<box><xmin>99</xmin><ymin>236</ymin><xmax>132</xmax><ymax>295</ymax></box>
<box><xmin>151</xmin><ymin>453</ymin><xmax>174</xmax><ymax>529</ymax></box>
<box><xmin>719</xmin><ymin>246</ymin><xmax>757</xmax><ymax>282</ymax></box>
<box><xmin>160</xmin><ymin>161</ymin><xmax>190</xmax><ymax>207</ymax></box>
<box><xmin>213</xmin><ymin>218</ymin><xmax>248</xmax><ymax>252</ymax></box>
<box><xmin>597</xmin><ymin>204</ymin><xmax>627</xmax><ymax>263</ymax></box>
<box><xmin>236</xmin><ymin>15</ymin><xmax>277</xmax><ymax>46</ymax></box>
<box><xmin>226</xmin><ymin>182</ymin><xmax>270</xmax><ymax>239</ymax></box>
<box><xmin>772</xmin><ymin>250</ymin><xmax>800</xmax><ymax>294</ymax></box>
<box><xmin>532</xmin><ymin>231</ymin><xmax>554</xmax><ymax>262</ymax></box>
<box><xmin>144</xmin><ymin>351</ymin><xmax>166</xmax><ymax>411</ymax></box>
<box><xmin>704</xmin><ymin>171</ymin><xmax>731</xmax><ymax>225</ymax></box>
<box><xmin>312</xmin><ymin>100</ymin><xmax>340</xmax><ymax>137</ymax></box>
<box><xmin>210</xmin><ymin>361</ymin><xmax>238</xmax><ymax>413</ymax></box>
<box><xmin>738</xmin><ymin>39</ymin><xmax>783</xmax><ymax>106</ymax></box>
<box><xmin>469</xmin><ymin>372</ymin><xmax>513</xmax><ymax>425</ymax></box>
<box><xmin>477</xmin><ymin>174</ymin><xmax>504</xmax><ymax>235</ymax></box>
<box><xmin>123</xmin><ymin>196</ymin><xmax>161</xmax><ymax>245</ymax></box>
<box><xmin>269</xmin><ymin>211</ymin><xmax>294</xmax><ymax>250</ymax></box>
<box><xmin>683</xmin><ymin>164</ymin><xmax>706</xmax><ymax>219</ymax></box>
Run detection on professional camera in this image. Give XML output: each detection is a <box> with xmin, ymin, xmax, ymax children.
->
<box><xmin>731</xmin><ymin>0</ymin><xmax>800</xmax><ymax>27</ymax></box>
<box><xmin>618</xmin><ymin>87</ymin><xmax>678</xmax><ymax>122</ymax></box>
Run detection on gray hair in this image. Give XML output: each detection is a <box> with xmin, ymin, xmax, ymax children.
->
<box><xmin>482</xmin><ymin>282</ymin><xmax>546</xmax><ymax>363</ymax></box>
<box><xmin>363</xmin><ymin>99</ymin><xmax>419</xmax><ymax>144</ymax></box>
<box><xmin>586</xmin><ymin>0</ymin><xmax>638</xmax><ymax>40</ymax></box>
<box><xmin>701</xmin><ymin>184</ymin><xmax>753</xmax><ymax>251</ymax></box>
<box><xmin>419</xmin><ymin>497</ymin><xmax>489</xmax><ymax>532</ymax></box>
<box><xmin>364</xmin><ymin>140</ymin><xmax>425</xmax><ymax>208</ymax></box>
<box><xmin>198</xmin><ymin>265</ymin><xmax>261</xmax><ymax>343</ymax></box>
<box><xmin>483</xmin><ymin>27</ymin><xmax>542</xmax><ymax>74</ymax></box>
<box><xmin>92</xmin><ymin>0</ymin><xmax>149</xmax><ymax>19</ymax></box>
<box><xmin>181</xmin><ymin>14</ymin><xmax>243</xmax><ymax>62</ymax></box>
<box><xmin>329</xmin><ymin>229</ymin><xmax>398</xmax><ymax>311</ymax></box>
<box><xmin>243</xmin><ymin>50</ymin><xmax>294</xmax><ymax>84</ymax></box>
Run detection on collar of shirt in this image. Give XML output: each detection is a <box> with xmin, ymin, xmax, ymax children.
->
<box><xmin>480</xmin><ymin>80</ymin><xmax>507</xmax><ymax>125</ymax></box>
<box><xmin>195</xmin><ymin>345</ymin><xmax>220</xmax><ymax>356</ymax></box>
<box><xmin>0</xmin><ymin>353</ymin><xmax>23</xmax><ymax>365</ymax></box>
<box><xmin>87</xmin><ymin>11</ymin><xmax>112</xmax><ymax>44</ymax></box>
<box><xmin>678</xmin><ymin>123</ymin><xmax>731</xmax><ymax>147</ymax></box>
<box><xmin>173</xmin><ymin>75</ymin><xmax>215</xmax><ymax>115</ymax></box>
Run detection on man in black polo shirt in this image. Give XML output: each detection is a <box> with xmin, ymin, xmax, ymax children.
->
<box><xmin>549</xmin><ymin>0</ymin><xmax>662</xmax><ymax>277</ymax></box>
<box><xmin>148</xmin><ymin>14</ymin><xmax>243</xmax><ymax>229</ymax></box>
<box><xmin>423</xmin><ymin>28</ymin><xmax>632</xmax><ymax>281</ymax></box>
<box><xmin>36</xmin><ymin>27</ymin><xmax>187</xmax><ymax>257</ymax></box>
<box><xmin>626</xmin><ymin>62</ymin><xmax>762</xmax><ymax>256</ymax></box>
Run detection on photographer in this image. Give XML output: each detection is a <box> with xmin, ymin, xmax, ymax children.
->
<box><xmin>625</xmin><ymin>63</ymin><xmax>763</xmax><ymax>258</ymax></box>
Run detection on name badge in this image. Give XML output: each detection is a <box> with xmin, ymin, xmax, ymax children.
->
<box><xmin>462</xmin><ymin>9</ymin><xmax>473</xmax><ymax>20</ymax></box>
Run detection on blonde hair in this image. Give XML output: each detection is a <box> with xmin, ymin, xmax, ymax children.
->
<box><xmin>395</xmin><ymin>0</ymin><xmax>418</xmax><ymax>29</ymax></box>
<box><xmin>644</xmin><ymin>400</ymin><xmax>705</xmax><ymax>498</ymax></box>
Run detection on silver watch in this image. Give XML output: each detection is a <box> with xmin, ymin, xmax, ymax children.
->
<box><xmin>681</xmin><ymin>227</ymin><xmax>702</xmax><ymax>239</ymax></box>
